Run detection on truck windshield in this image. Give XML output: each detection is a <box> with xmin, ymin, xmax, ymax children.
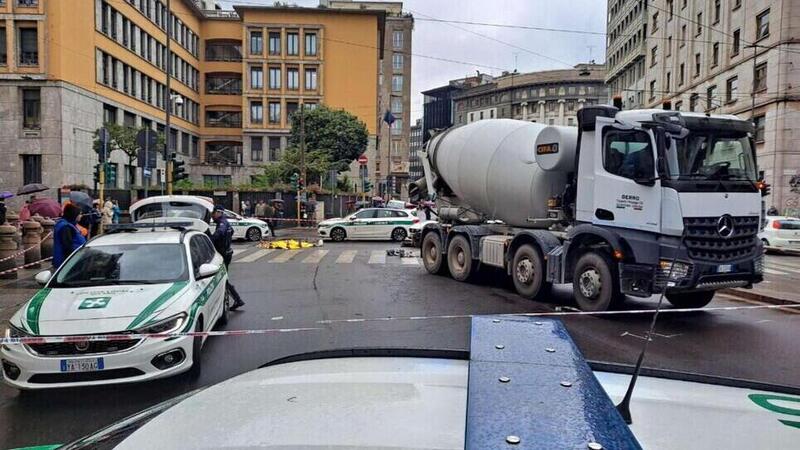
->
<box><xmin>663</xmin><ymin>133</ymin><xmax>756</xmax><ymax>182</ymax></box>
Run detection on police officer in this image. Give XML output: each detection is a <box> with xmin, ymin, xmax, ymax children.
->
<box><xmin>211</xmin><ymin>205</ymin><xmax>245</xmax><ymax>310</ymax></box>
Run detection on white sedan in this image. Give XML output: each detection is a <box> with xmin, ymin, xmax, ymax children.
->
<box><xmin>1</xmin><ymin>226</ymin><xmax>229</xmax><ymax>389</ymax></box>
<box><xmin>318</xmin><ymin>208</ymin><xmax>419</xmax><ymax>242</ymax></box>
<box><xmin>216</xmin><ymin>209</ymin><xmax>272</xmax><ymax>241</ymax></box>
<box><xmin>759</xmin><ymin>216</ymin><xmax>800</xmax><ymax>253</ymax></box>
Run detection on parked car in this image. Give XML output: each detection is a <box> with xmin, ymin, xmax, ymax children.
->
<box><xmin>759</xmin><ymin>216</ymin><xmax>800</xmax><ymax>253</ymax></box>
<box><xmin>318</xmin><ymin>208</ymin><xmax>419</xmax><ymax>242</ymax></box>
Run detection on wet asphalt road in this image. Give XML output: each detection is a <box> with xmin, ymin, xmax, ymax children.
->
<box><xmin>1</xmin><ymin>240</ymin><xmax>798</xmax><ymax>448</ymax></box>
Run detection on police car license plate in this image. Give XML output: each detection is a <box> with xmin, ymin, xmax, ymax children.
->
<box><xmin>716</xmin><ymin>264</ymin><xmax>733</xmax><ymax>273</ymax></box>
<box><xmin>60</xmin><ymin>358</ymin><xmax>104</xmax><ymax>373</ymax></box>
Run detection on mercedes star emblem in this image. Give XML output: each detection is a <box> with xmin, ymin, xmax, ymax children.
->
<box><xmin>74</xmin><ymin>340</ymin><xmax>90</xmax><ymax>352</ymax></box>
<box><xmin>717</xmin><ymin>214</ymin><xmax>735</xmax><ymax>238</ymax></box>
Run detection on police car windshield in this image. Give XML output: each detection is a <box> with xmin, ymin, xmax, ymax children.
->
<box><xmin>53</xmin><ymin>244</ymin><xmax>189</xmax><ymax>287</ymax></box>
<box><xmin>134</xmin><ymin>202</ymin><xmax>208</xmax><ymax>221</ymax></box>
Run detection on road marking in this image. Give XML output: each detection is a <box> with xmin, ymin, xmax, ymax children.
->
<box><xmin>232</xmin><ymin>248</ymin><xmax>246</xmax><ymax>256</ymax></box>
<box><xmin>763</xmin><ymin>268</ymin><xmax>790</xmax><ymax>276</ymax></box>
<box><xmin>270</xmin><ymin>250</ymin><xmax>303</xmax><ymax>263</ymax></box>
<box><xmin>236</xmin><ymin>249</ymin><xmax>274</xmax><ymax>263</ymax></box>
<box><xmin>402</xmin><ymin>257</ymin><xmax>421</xmax><ymax>266</ymax></box>
<box><xmin>302</xmin><ymin>250</ymin><xmax>329</xmax><ymax>264</ymax></box>
<box><xmin>368</xmin><ymin>251</ymin><xmax>386</xmax><ymax>264</ymax></box>
<box><xmin>336</xmin><ymin>250</ymin><xmax>357</xmax><ymax>264</ymax></box>
<box><xmin>765</xmin><ymin>262</ymin><xmax>800</xmax><ymax>273</ymax></box>
<box><xmin>271</xmin><ymin>316</ymin><xmax>284</xmax><ymax>321</ymax></box>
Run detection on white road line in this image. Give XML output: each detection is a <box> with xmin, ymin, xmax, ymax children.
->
<box><xmin>766</xmin><ymin>262</ymin><xmax>800</xmax><ymax>272</ymax></box>
<box><xmin>302</xmin><ymin>250</ymin><xmax>329</xmax><ymax>264</ymax></box>
<box><xmin>763</xmin><ymin>268</ymin><xmax>790</xmax><ymax>276</ymax></box>
<box><xmin>368</xmin><ymin>251</ymin><xmax>386</xmax><ymax>264</ymax></box>
<box><xmin>232</xmin><ymin>248</ymin><xmax>246</xmax><ymax>256</ymax></box>
<box><xmin>235</xmin><ymin>249</ymin><xmax>275</xmax><ymax>263</ymax></box>
<box><xmin>270</xmin><ymin>250</ymin><xmax>303</xmax><ymax>263</ymax></box>
<box><xmin>402</xmin><ymin>257</ymin><xmax>421</xmax><ymax>266</ymax></box>
<box><xmin>336</xmin><ymin>250</ymin><xmax>358</xmax><ymax>264</ymax></box>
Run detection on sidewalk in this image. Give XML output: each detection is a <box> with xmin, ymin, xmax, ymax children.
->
<box><xmin>723</xmin><ymin>282</ymin><xmax>800</xmax><ymax>305</ymax></box>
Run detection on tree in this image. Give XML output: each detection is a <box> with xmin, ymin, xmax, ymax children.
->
<box><xmin>93</xmin><ymin>123</ymin><xmax>164</xmax><ymax>188</ymax></box>
<box><xmin>288</xmin><ymin>105</ymin><xmax>368</xmax><ymax>167</ymax></box>
<box><xmin>262</xmin><ymin>147</ymin><xmax>332</xmax><ymax>187</ymax></box>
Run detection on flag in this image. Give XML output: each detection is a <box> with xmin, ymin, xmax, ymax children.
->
<box><xmin>383</xmin><ymin>110</ymin><xmax>396</xmax><ymax>126</ymax></box>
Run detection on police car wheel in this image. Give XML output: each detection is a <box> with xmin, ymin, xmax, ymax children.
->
<box><xmin>330</xmin><ymin>227</ymin><xmax>347</xmax><ymax>242</ymax></box>
<box><xmin>217</xmin><ymin>288</ymin><xmax>230</xmax><ymax>326</ymax></box>
<box><xmin>246</xmin><ymin>227</ymin><xmax>262</xmax><ymax>242</ymax></box>
<box><xmin>391</xmin><ymin>227</ymin><xmax>407</xmax><ymax>242</ymax></box>
<box><xmin>188</xmin><ymin>318</ymin><xmax>204</xmax><ymax>378</ymax></box>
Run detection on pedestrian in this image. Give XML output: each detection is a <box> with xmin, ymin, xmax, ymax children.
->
<box><xmin>0</xmin><ymin>198</ymin><xmax>6</xmax><ymax>225</ymax></box>
<box><xmin>19</xmin><ymin>200</ymin><xmax>31</xmax><ymax>222</ymax></box>
<box><xmin>423</xmin><ymin>202</ymin><xmax>432</xmax><ymax>221</ymax></box>
<box><xmin>52</xmin><ymin>203</ymin><xmax>86</xmax><ymax>269</ymax></box>
<box><xmin>82</xmin><ymin>200</ymin><xmax>101</xmax><ymax>238</ymax></box>
<box><xmin>112</xmin><ymin>200</ymin><xmax>122</xmax><ymax>224</ymax></box>
<box><xmin>255</xmin><ymin>200</ymin><xmax>266</xmax><ymax>218</ymax></box>
<box><xmin>307</xmin><ymin>194</ymin><xmax>317</xmax><ymax>226</ymax></box>
<box><xmin>767</xmin><ymin>206</ymin><xmax>779</xmax><ymax>216</ymax></box>
<box><xmin>102</xmin><ymin>198</ymin><xmax>113</xmax><ymax>226</ymax></box>
<box><xmin>211</xmin><ymin>205</ymin><xmax>245</xmax><ymax>310</ymax></box>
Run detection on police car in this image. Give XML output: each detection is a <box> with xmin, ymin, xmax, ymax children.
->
<box><xmin>216</xmin><ymin>209</ymin><xmax>271</xmax><ymax>241</ymax></box>
<box><xmin>1</xmin><ymin>223</ymin><xmax>230</xmax><ymax>389</ymax></box>
<box><xmin>318</xmin><ymin>208</ymin><xmax>419</xmax><ymax>242</ymax></box>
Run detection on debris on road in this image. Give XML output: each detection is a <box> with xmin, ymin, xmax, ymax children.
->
<box><xmin>386</xmin><ymin>248</ymin><xmax>417</xmax><ymax>258</ymax></box>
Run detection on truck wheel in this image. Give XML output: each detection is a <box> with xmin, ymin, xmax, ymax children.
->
<box><xmin>573</xmin><ymin>252</ymin><xmax>621</xmax><ymax>312</ymax></box>
<box><xmin>447</xmin><ymin>235</ymin><xmax>475</xmax><ymax>282</ymax></box>
<box><xmin>422</xmin><ymin>232</ymin><xmax>448</xmax><ymax>275</ymax></box>
<box><xmin>511</xmin><ymin>244</ymin><xmax>551</xmax><ymax>300</ymax></box>
<box><xmin>665</xmin><ymin>291</ymin><xmax>714</xmax><ymax>308</ymax></box>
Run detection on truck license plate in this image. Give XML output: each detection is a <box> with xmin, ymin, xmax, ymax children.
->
<box><xmin>60</xmin><ymin>358</ymin><xmax>104</xmax><ymax>373</ymax></box>
<box><xmin>716</xmin><ymin>264</ymin><xmax>733</xmax><ymax>273</ymax></box>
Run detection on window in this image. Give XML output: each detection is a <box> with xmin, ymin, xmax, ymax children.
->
<box><xmin>689</xmin><ymin>93</ymin><xmax>699</xmax><ymax>111</ymax></box>
<box><xmin>18</xmin><ymin>27</ymin><xmax>38</xmax><ymax>65</ymax></box>
<box><xmin>103</xmin><ymin>104</ymin><xmax>118</xmax><ymax>124</ymax></box>
<box><xmin>392</xmin><ymin>53</ymin><xmax>403</xmax><ymax>70</ymax></box>
<box><xmin>393</xmin><ymin>30</ymin><xmax>404</xmax><ymax>49</ymax></box>
<box><xmin>21</xmin><ymin>155</ymin><xmax>41</xmax><ymax>185</ymax></box>
<box><xmin>0</xmin><ymin>27</ymin><xmax>6</xmax><ymax>64</ymax></box>
<box><xmin>696</xmin><ymin>12</ymin><xmax>703</xmax><ymax>36</ymax></box>
<box><xmin>250</xmin><ymin>66</ymin><xmax>263</xmax><ymax>89</ymax></box>
<box><xmin>674</xmin><ymin>101</ymin><xmax>682</xmax><ymax>111</ymax></box>
<box><xmin>706</xmin><ymin>85</ymin><xmax>717</xmax><ymax>110</ymax></box>
<box><xmin>732</xmin><ymin>29</ymin><xmax>741</xmax><ymax>56</ymax></box>
<box><xmin>22</xmin><ymin>88</ymin><xmax>40</xmax><ymax>129</ymax></box>
<box><xmin>124</xmin><ymin>111</ymin><xmax>136</xmax><ymax>128</ymax></box>
<box><xmin>205</xmin><ymin>40</ymin><xmax>242</xmax><ymax>61</ymax></box>
<box><xmin>392</xmin><ymin>75</ymin><xmax>403</xmax><ymax>92</ymax></box>
<box><xmin>268</xmin><ymin>136</ymin><xmax>281</xmax><ymax>161</ymax></box>
<box><xmin>305</xmin><ymin>33</ymin><xmax>317</xmax><ymax>56</ymax></box>
<box><xmin>287</xmin><ymin>68</ymin><xmax>299</xmax><ymax>90</ymax></box>
<box><xmin>603</xmin><ymin>130</ymin><xmax>654</xmax><ymax>180</ymax></box>
<box><xmin>726</xmin><ymin>76</ymin><xmax>738</xmax><ymax>102</ymax></box>
<box><xmin>286</xmin><ymin>102</ymin><xmax>298</xmax><ymax>120</ymax></box>
<box><xmin>756</xmin><ymin>9</ymin><xmax>770</xmax><ymax>40</ymax></box>
<box><xmin>250</xmin><ymin>101</ymin><xmax>263</xmax><ymax>124</ymax></box>
<box><xmin>678</xmin><ymin>63</ymin><xmax>685</xmax><ymax>85</ymax></box>
<box><xmin>753</xmin><ymin>115</ymin><xmax>765</xmax><ymax>142</ymax></box>
<box><xmin>391</xmin><ymin>118</ymin><xmax>403</xmax><ymax>135</ymax></box>
<box><xmin>665</xmin><ymin>72</ymin><xmax>671</xmax><ymax>92</ymax></box>
<box><xmin>205</xmin><ymin>110</ymin><xmax>242</xmax><ymax>128</ymax></box>
<box><xmin>304</xmin><ymin>68</ymin><xmax>317</xmax><ymax>90</ymax></box>
<box><xmin>650</xmin><ymin>46</ymin><xmax>657</xmax><ymax>66</ymax></box>
<box><xmin>694</xmin><ymin>53</ymin><xmax>701</xmax><ymax>76</ymax></box>
<box><xmin>268</xmin><ymin>32</ymin><xmax>281</xmax><ymax>55</ymax></box>
<box><xmin>754</xmin><ymin>62</ymin><xmax>767</xmax><ymax>92</ymax></box>
<box><xmin>666</xmin><ymin>36</ymin><xmax>672</xmax><ymax>56</ymax></box>
<box><xmin>651</xmin><ymin>12</ymin><xmax>659</xmax><ymax>32</ymax></box>
<box><xmin>667</xmin><ymin>0</ymin><xmax>674</xmax><ymax>19</ymax></box>
<box><xmin>181</xmin><ymin>132</ymin><xmax>189</xmax><ymax>155</ymax></box>
<box><xmin>680</xmin><ymin>25</ymin><xmax>686</xmax><ymax>46</ymax></box>
<box><xmin>269</xmin><ymin>67</ymin><xmax>281</xmax><ymax>89</ymax></box>
<box><xmin>649</xmin><ymin>80</ymin><xmax>656</xmax><ymax>100</ymax></box>
<box><xmin>287</xmin><ymin>32</ymin><xmax>299</xmax><ymax>56</ymax></box>
<box><xmin>251</xmin><ymin>136</ymin><xmax>263</xmax><ymax>161</ymax></box>
<box><xmin>269</xmin><ymin>102</ymin><xmax>280</xmax><ymax>124</ymax></box>
<box><xmin>712</xmin><ymin>42</ymin><xmax>719</xmax><ymax>66</ymax></box>
<box><xmin>713</xmin><ymin>0</ymin><xmax>721</xmax><ymax>23</ymax></box>
<box><xmin>206</xmin><ymin>74</ymin><xmax>242</xmax><ymax>95</ymax></box>
<box><xmin>249</xmin><ymin>30</ymin><xmax>262</xmax><ymax>55</ymax></box>
<box><xmin>203</xmin><ymin>175</ymin><xmax>232</xmax><ymax>187</ymax></box>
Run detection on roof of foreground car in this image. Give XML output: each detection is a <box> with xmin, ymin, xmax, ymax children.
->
<box><xmin>85</xmin><ymin>230</ymin><xmax>184</xmax><ymax>247</ymax></box>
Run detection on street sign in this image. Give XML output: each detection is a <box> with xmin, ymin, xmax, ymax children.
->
<box><xmin>358</xmin><ymin>155</ymin><xmax>368</xmax><ymax>165</ymax></box>
<box><xmin>143</xmin><ymin>168</ymin><xmax>152</xmax><ymax>177</ymax></box>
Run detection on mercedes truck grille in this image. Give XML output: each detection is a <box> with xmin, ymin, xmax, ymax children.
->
<box><xmin>683</xmin><ymin>216</ymin><xmax>760</xmax><ymax>262</ymax></box>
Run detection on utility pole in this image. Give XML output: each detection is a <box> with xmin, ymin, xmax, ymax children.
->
<box><xmin>98</xmin><ymin>134</ymin><xmax>107</xmax><ymax>234</ymax></box>
<box><xmin>165</xmin><ymin>0</ymin><xmax>173</xmax><ymax>195</ymax></box>
<box><xmin>298</xmin><ymin>103</ymin><xmax>306</xmax><ymax>226</ymax></box>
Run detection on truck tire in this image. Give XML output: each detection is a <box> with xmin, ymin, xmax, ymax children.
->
<box><xmin>665</xmin><ymin>291</ymin><xmax>714</xmax><ymax>308</ymax></box>
<box><xmin>422</xmin><ymin>232</ymin><xmax>448</xmax><ymax>275</ymax></box>
<box><xmin>511</xmin><ymin>244</ymin><xmax>551</xmax><ymax>300</ymax></box>
<box><xmin>447</xmin><ymin>235</ymin><xmax>476</xmax><ymax>282</ymax></box>
<box><xmin>572</xmin><ymin>251</ymin><xmax>622</xmax><ymax>312</ymax></box>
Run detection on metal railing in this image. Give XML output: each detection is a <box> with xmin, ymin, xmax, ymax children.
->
<box><xmin>205</xmin><ymin>112</ymin><xmax>242</xmax><ymax>128</ymax></box>
<box><xmin>205</xmin><ymin>44</ymin><xmax>243</xmax><ymax>62</ymax></box>
<box><xmin>17</xmin><ymin>0</ymin><xmax>38</xmax><ymax>7</ymax></box>
<box><xmin>205</xmin><ymin>77</ymin><xmax>242</xmax><ymax>95</ymax></box>
<box><xmin>19</xmin><ymin>52</ymin><xmax>38</xmax><ymax>66</ymax></box>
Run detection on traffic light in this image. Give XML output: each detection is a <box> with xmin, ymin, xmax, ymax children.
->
<box><xmin>758</xmin><ymin>180</ymin><xmax>771</xmax><ymax>197</ymax></box>
<box><xmin>290</xmin><ymin>173</ymin><xmax>299</xmax><ymax>191</ymax></box>
<box><xmin>93</xmin><ymin>164</ymin><xmax>102</xmax><ymax>184</ymax></box>
<box><xmin>298</xmin><ymin>177</ymin><xmax>305</xmax><ymax>191</ymax></box>
<box><xmin>363</xmin><ymin>179</ymin><xmax>373</xmax><ymax>192</ymax></box>
<box><xmin>172</xmin><ymin>158</ymin><xmax>188</xmax><ymax>182</ymax></box>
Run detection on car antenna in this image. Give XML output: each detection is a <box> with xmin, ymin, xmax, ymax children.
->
<box><xmin>615</xmin><ymin>232</ymin><xmax>686</xmax><ymax>424</ymax></box>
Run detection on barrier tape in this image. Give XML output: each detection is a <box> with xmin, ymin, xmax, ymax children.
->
<box><xmin>0</xmin><ymin>257</ymin><xmax>52</xmax><ymax>276</ymax></box>
<box><xmin>0</xmin><ymin>232</ymin><xmax>53</xmax><ymax>263</ymax></box>
<box><xmin>2</xmin><ymin>302</ymin><xmax>798</xmax><ymax>346</ymax></box>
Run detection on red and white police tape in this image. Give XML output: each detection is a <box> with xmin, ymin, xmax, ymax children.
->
<box><xmin>0</xmin><ymin>232</ymin><xmax>53</xmax><ymax>264</ymax></box>
<box><xmin>2</xmin><ymin>302</ymin><xmax>798</xmax><ymax>346</ymax></box>
<box><xmin>0</xmin><ymin>257</ymin><xmax>53</xmax><ymax>277</ymax></box>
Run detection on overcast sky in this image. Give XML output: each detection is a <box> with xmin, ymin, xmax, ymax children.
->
<box><xmin>218</xmin><ymin>0</ymin><xmax>608</xmax><ymax>120</ymax></box>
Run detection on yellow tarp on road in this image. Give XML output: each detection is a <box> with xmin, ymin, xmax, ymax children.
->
<box><xmin>259</xmin><ymin>239</ymin><xmax>317</xmax><ymax>250</ymax></box>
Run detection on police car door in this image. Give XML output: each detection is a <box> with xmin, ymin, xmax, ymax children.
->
<box><xmin>374</xmin><ymin>209</ymin><xmax>397</xmax><ymax>238</ymax></box>
<box><xmin>224</xmin><ymin>210</ymin><xmax>243</xmax><ymax>239</ymax></box>
<box><xmin>190</xmin><ymin>235</ymin><xmax>224</xmax><ymax>327</ymax></box>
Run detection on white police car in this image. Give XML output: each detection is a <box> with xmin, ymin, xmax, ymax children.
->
<box><xmin>217</xmin><ymin>209</ymin><xmax>271</xmax><ymax>241</ymax></box>
<box><xmin>318</xmin><ymin>208</ymin><xmax>419</xmax><ymax>242</ymax></box>
<box><xmin>1</xmin><ymin>224</ymin><xmax>230</xmax><ymax>389</ymax></box>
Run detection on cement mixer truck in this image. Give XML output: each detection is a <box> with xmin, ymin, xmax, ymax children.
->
<box><xmin>411</xmin><ymin>105</ymin><xmax>765</xmax><ymax>311</ymax></box>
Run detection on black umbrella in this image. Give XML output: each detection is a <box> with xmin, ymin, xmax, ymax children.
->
<box><xmin>17</xmin><ymin>183</ymin><xmax>49</xmax><ymax>195</ymax></box>
<box><xmin>69</xmin><ymin>191</ymin><xmax>94</xmax><ymax>212</ymax></box>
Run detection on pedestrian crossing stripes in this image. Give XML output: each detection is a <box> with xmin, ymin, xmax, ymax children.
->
<box><xmin>235</xmin><ymin>249</ymin><xmax>275</xmax><ymax>263</ymax></box>
<box><xmin>368</xmin><ymin>251</ymin><xmax>386</xmax><ymax>265</ymax></box>
<box><xmin>335</xmin><ymin>250</ymin><xmax>358</xmax><ymax>264</ymax></box>
<box><xmin>269</xmin><ymin>250</ymin><xmax>301</xmax><ymax>263</ymax></box>
<box><xmin>233</xmin><ymin>247</ymin><xmax>422</xmax><ymax>267</ymax></box>
<box><xmin>302</xmin><ymin>250</ymin><xmax>329</xmax><ymax>264</ymax></box>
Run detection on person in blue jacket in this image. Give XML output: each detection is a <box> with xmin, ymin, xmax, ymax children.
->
<box><xmin>53</xmin><ymin>203</ymin><xmax>87</xmax><ymax>269</ymax></box>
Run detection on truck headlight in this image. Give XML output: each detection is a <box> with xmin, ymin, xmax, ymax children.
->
<box><xmin>659</xmin><ymin>260</ymin><xmax>692</xmax><ymax>281</ymax></box>
<box><xmin>135</xmin><ymin>313</ymin><xmax>187</xmax><ymax>335</ymax></box>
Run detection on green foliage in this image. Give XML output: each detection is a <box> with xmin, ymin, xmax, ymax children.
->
<box><xmin>174</xmin><ymin>179</ymin><xmax>195</xmax><ymax>190</ymax></box>
<box><xmin>94</xmin><ymin>123</ymin><xmax>166</xmax><ymax>188</ymax></box>
<box><xmin>336</xmin><ymin>174</ymin><xmax>353</xmax><ymax>192</ymax></box>
<box><xmin>289</xmin><ymin>105</ymin><xmax>368</xmax><ymax>167</ymax></box>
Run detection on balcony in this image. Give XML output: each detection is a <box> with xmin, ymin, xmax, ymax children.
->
<box><xmin>205</xmin><ymin>41</ymin><xmax>242</xmax><ymax>62</ymax></box>
<box><xmin>205</xmin><ymin>111</ymin><xmax>242</xmax><ymax>128</ymax></box>
<box><xmin>205</xmin><ymin>142</ymin><xmax>243</xmax><ymax>166</ymax></box>
<box><xmin>17</xmin><ymin>0</ymin><xmax>38</xmax><ymax>6</ymax></box>
<box><xmin>205</xmin><ymin>75</ymin><xmax>242</xmax><ymax>95</ymax></box>
<box><xmin>19</xmin><ymin>51</ymin><xmax>38</xmax><ymax>66</ymax></box>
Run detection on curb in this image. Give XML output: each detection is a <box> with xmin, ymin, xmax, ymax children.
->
<box><xmin>720</xmin><ymin>288</ymin><xmax>800</xmax><ymax>306</ymax></box>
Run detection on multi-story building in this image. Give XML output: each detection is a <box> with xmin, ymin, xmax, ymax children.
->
<box><xmin>643</xmin><ymin>0</ymin><xmax>800</xmax><ymax>214</ymax></box>
<box><xmin>0</xmin><ymin>0</ymin><xmax>384</xmax><ymax>209</ymax></box>
<box><xmin>606</xmin><ymin>0</ymin><xmax>648</xmax><ymax>110</ymax></box>
<box><xmin>323</xmin><ymin>0</ymin><xmax>413</xmax><ymax>199</ymax></box>
<box><xmin>408</xmin><ymin>118</ymin><xmax>422</xmax><ymax>180</ymax></box>
<box><xmin>421</xmin><ymin>73</ymin><xmax>492</xmax><ymax>143</ymax></box>
<box><xmin>453</xmin><ymin>64</ymin><xmax>608</xmax><ymax>127</ymax></box>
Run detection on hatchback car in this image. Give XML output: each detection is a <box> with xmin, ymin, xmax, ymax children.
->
<box><xmin>2</xmin><ymin>225</ymin><xmax>230</xmax><ymax>389</ymax></box>
<box><xmin>759</xmin><ymin>216</ymin><xmax>800</xmax><ymax>253</ymax></box>
<box><xmin>318</xmin><ymin>208</ymin><xmax>419</xmax><ymax>242</ymax></box>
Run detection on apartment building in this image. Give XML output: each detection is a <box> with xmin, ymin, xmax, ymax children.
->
<box><xmin>453</xmin><ymin>64</ymin><xmax>608</xmax><ymax>127</ymax></box>
<box><xmin>606</xmin><ymin>0</ymin><xmax>648</xmax><ymax>109</ymax></box>
<box><xmin>643</xmin><ymin>0</ymin><xmax>800</xmax><ymax>214</ymax></box>
<box><xmin>408</xmin><ymin>117</ymin><xmax>422</xmax><ymax>180</ymax></box>
<box><xmin>0</xmin><ymin>0</ymin><xmax>384</xmax><ymax>208</ymax></box>
<box><xmin>420</xmin><ymin>73</ymin><xmax>493</xmax><ymax>143</ymax></box>
<box><xmin>324</xmin><ymin>0</ymin><xmax>413</xmax><ymax>198</ymax></box>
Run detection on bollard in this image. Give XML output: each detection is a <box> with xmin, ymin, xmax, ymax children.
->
<box><xmin>6</xmin><ymin>211</ymin><xmax>20</xmax><ymax>246</ymax></box>
<box><xmin>0</xmin><ymin>224</ymin><xmax>19</xmax><ymax>279</ymax></box>
<box><xmin>40</xmin><ymin>218</ymin><xmax>55</xmax><ymax>260</ymax></box>
<box><xmin>22</xmin><ymin>221</ymin><xmax>43</xmax><ymax>269</ymax></box>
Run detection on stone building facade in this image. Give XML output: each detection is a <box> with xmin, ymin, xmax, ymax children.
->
<box><xmin>606</xmin><ymin>0</ymin><xmax>649</xmax><ymax>110</ymax></box>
